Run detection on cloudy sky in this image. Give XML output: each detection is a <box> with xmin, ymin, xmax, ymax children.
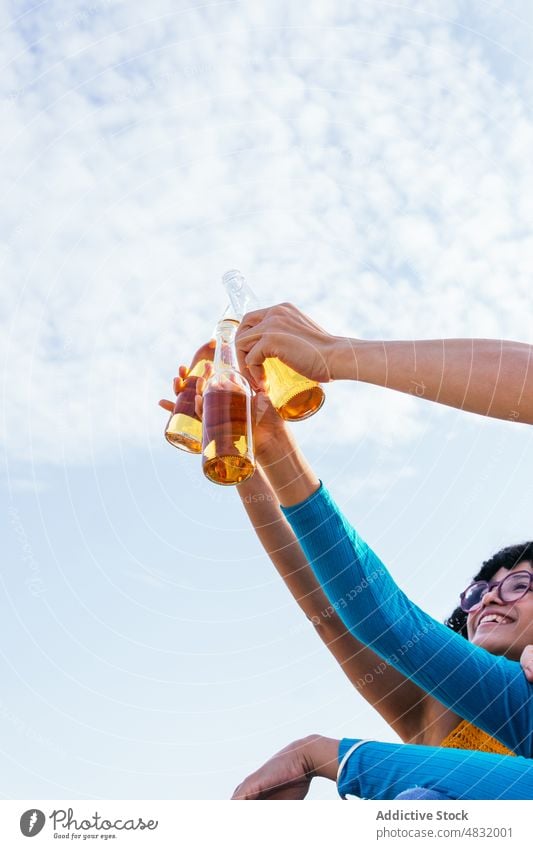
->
<box><xmin>1</xmin><ymin>0</ymin><xmax>533</xmax><ymax>800</ymax></box>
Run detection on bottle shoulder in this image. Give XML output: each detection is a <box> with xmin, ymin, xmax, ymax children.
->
<box><xmin>205</xmin><ymin>369</ymin><xmax>252</xmax><ymax>394</ymax></box>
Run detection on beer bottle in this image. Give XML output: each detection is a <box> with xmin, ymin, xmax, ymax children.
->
<box><xmin>201</xmin><ymin>315</ymin><xmax>255</xmax><ymax>486</ymax></box>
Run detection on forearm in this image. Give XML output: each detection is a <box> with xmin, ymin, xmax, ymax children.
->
<box><xmin>330</xmin><ymin>338</ymin><xmax>533</xmax><ymax>424</ymax></box>
<box><xmin>252</xmin><ymin>428</ymin><xmax>320</xmax><ymax>508</ymax></box>
<box><xmin>338</xmin><ymin>738</ymin><xmax>533</xmax><ymax>800</ymax></box>
<box><xmin>236</xmin><ymin>466</ymin><xmax>329</xmax><ymax>622</ymax></box>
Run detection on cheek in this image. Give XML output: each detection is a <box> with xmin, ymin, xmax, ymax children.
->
<box><xmin>516</xmin><ymin>605</ymin><xmax>533</xmax><ymax>642</ymax></box>
<box><xmin>466</xmin><ymin>615</ymin><xmax>476</xmax><ymax>640</ymax></box>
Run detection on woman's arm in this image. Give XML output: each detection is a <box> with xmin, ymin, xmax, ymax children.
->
<box><xmin>236</xmin><ymin>466</ymin><xmax>430</xmax><ymax>741</ymax></box>
<box><xmin>330</xmin><ymin>337</ymin><xmax>533</xmax><ymax>425</ymax></box>
<box><xmin>279</xmin><ymin>479</ymin><xmax>533</xmax><ymax>756</ymax></box>
<box><xmin>163</xmin><ymin>368</ymin><xmax>443</xmax><ymax>739</ymax></box>
<box><xmin>251</xmin><ymin>429</ymin><xmax>533</xmax><ymax>754</ymax></box>
<box><xmin>162</xmin><ymin>367</ymin><xmax>433</xmax><ymax>739</ymax></box>
<box><xmin>235</xmin><ymin>304</ymin><xmax>533</xmax><ymax>424</ymax></box>
<box><xmin>232</xmin><ymin>734</ymin><xmax>533</xmax><ymax>800</ymax></box>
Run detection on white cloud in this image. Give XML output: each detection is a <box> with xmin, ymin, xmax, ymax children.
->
<box><xmin>2</xmin><ymin>0</ymin><xmax>533</xmax><ymax>466</ymax></box>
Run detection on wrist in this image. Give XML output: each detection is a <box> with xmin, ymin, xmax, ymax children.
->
<box><xmin>328</xmin><ymin>337</ymin><xmax>375</xmax><ymax>382</ymax></box>
<box><xmin>302</xmin><ymin>735</ymin><xmax>340</xmax><ymax>781</ymax></box>
<box><xmin>327</xmin><ymin>336</ymin><xmax>356</xmax><ymax>381</ymax></box>
<box><xmin>254</xmin><ymin>422</ymin><xmax>297</xmax><ymax>464</ymax></box>
<box><xmin>258</xmin><ymin>434</ymin><xmax>319</xmax><ymax>508</ymax></box>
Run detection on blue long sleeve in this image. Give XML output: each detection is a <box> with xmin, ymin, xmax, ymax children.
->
<box><xmin>281</xmin><ymin>483</ymin><xmax>533</xmax><ymax>756</ymax></box>
<box><xmin>338</xmin><ymin>738</ymin><xmax>533</xmax><ymax>800</ymax></box>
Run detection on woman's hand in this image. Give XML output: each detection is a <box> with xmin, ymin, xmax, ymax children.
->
<box><xmin>235</xmin><ymin>302</ymin><xmax>338</xmax><ymax>390</ymax></box>
<box><xmin>158</xmin><ymin>364</ymin><xmax>192</xmax><ymax>413</ymax></box>
<box><xmin>520</xmin><ymin>645</ymin><xmax>533</xmax><ymax>683</ymax></box>
<box><xmin>231</xmin><ymin>735</ymin><xmax>339</xmax><ymax>800</ymax></box>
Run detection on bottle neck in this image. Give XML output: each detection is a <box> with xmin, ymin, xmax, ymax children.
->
<box><xmin>222</xmin><ymin>269</ymin><xmax>261</xmax><ymax>320</ymax></box>
<box><xmin>213</xmin><ymin>319</ymin><xmax>239</xmax><ymax>372</ymax></box>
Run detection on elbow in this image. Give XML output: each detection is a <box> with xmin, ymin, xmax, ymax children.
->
<box><xmin>308</xmin><ymin>612</ymin><xmax>349</xmax><ymax>645</ymax></box>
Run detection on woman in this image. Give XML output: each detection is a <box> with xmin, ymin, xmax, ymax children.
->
<box><xmin>160</xmin><ymin>310</ymin><xmax>533</xmax><ymax>798</ymax></box>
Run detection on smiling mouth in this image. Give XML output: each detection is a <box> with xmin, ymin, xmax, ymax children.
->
<box><xmin>476</xmin><ymin>614</ymin><xmax>514</xmax><ymax>629</ymax></box>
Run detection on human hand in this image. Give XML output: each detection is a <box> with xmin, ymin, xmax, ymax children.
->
<box><xmin>235</xmin><ymin>302</ymin><xmax>337</xmax><ymax>390</ymax></box>
<box><xmin>158</xmin><ymin>341</ymin><xmax>215</xmax><ymax>415</ymax></box>
<box><xmin>231</xmin><ymin>735</ymin><xmax>338</xmax><ymax>800</ymax></box>
<box><xmin>520</xmin><ymin>645</ymin><xmax>533</xmax><ymax>683</ymax></box>
<box><xmin>158</xmin><ymin>364</ymin><xmax>192</xmax><ymax>414</ymax></box>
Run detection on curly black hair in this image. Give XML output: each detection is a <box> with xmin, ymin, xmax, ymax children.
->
<box><xmin>445</xmin><ymin>542</ymin><xmax>533</xmax><ymax>638</ymax></box>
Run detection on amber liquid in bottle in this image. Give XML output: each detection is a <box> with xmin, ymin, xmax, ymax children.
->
<box><xmin>165</xmin><ymin>343</ymin><xmax>214</xmax><ymax>453</ymax></box>
<box><xmin>202</xmin><ymin>385</ymin><xmax>255</xmax><ymax>485</ymax></box>
<box><xmin>263</xmin><ymin>358</ymin><xmax>325</xmax><ymax>421</ymax></box>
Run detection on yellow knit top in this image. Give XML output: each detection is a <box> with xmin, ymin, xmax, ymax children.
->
<box><xmin>440</xmin><ymin>719</ymin><xmax>516</xmax><ymax>756</ymax></box>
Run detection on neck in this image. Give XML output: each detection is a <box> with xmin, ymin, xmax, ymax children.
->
<box><xmin>214</xmin><ymin>319</ymin><xmax>239</xmax><ymax>372</ymax></box>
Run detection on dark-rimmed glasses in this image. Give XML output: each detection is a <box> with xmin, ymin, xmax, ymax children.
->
<box><xmin>460</xmin><ymin>570</ymin><xmax>533</xmax><ymax>614</ymax></box>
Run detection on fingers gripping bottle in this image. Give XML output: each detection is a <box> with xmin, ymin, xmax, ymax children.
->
<box><xmin>222</xmin><ymin>270</ymin><xmax>325</xmax><ymax>421</ymax></box>
<box><xmin>202</xmin><ymin>315</ymin><xmax>256</xmax><ymax>485</ymax></box>
<box><xmin>165</xmin><ymin>341</ymin><xmax>214</xmax><ymax>453</ymax></box>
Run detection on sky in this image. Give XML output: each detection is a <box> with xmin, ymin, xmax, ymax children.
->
<box><xmin>1</xmin><ymin>0</ymin><xmax>533</xmax><ymax>800</ymax></box>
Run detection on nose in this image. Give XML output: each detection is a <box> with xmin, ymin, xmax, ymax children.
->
<box><xmin>481</xmin><ymin>585</ymin><xmax>503</xmax><ymax>607</ymax></box>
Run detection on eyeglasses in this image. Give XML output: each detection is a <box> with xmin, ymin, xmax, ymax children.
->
<box><xmin>460</xmin><ymin>570</ymin><xmax>533</xmax><ymax>614</ymax></box>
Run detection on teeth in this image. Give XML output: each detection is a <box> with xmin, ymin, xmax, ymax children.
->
<box><xmin>479</xmin><ymin>614</ymin><xmax>509</xmax><ymax>624</ymax></box>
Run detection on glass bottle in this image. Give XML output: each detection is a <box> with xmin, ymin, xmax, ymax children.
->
<box><xmin>165</xmin><ymin>341</ymin><xmax>214</xmax><ymax>453</ymax></box>
<box><xmin>201</xmin><ymin>317</ymin><xmax>255</xmax><ymax>485</ymax></box>
<box><xmin>222</xmin><ymin>269</ymin><xmax>325</xmax><ymax>421</ymax></box>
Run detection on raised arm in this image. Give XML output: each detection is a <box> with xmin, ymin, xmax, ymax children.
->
<box><xmin>251</xmin><ymin>428</ymin><xmax>533</xmax><ymax>755</ymax></box>
<box><xmin>236</xmin><ymin>463</ymin><xmax>430</xmax><ymax>741</ymax></box>
<box><xmin>160</xmin><ymin>373</ymin><xmax>433</xmax><ymax>740</ymax></box>
<box><xmin>235</xmin><ymin>303</ymin><xmax>533</xmax><ymax>424</ymax></box>
<box><xmin>331</xmin><ymin>337</ymin><xmax>533</xmax><ymax>424</ymax></box>
<box><xmin>282</xmin><ymin>482</ymin><xmax>533</xmax><ymax>755</ymax></box>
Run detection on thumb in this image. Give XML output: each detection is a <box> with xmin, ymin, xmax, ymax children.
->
<box><xmin>520</xmin><ymin>646</ymin><xmax>533</xmax><ymax>682</ymax></box>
